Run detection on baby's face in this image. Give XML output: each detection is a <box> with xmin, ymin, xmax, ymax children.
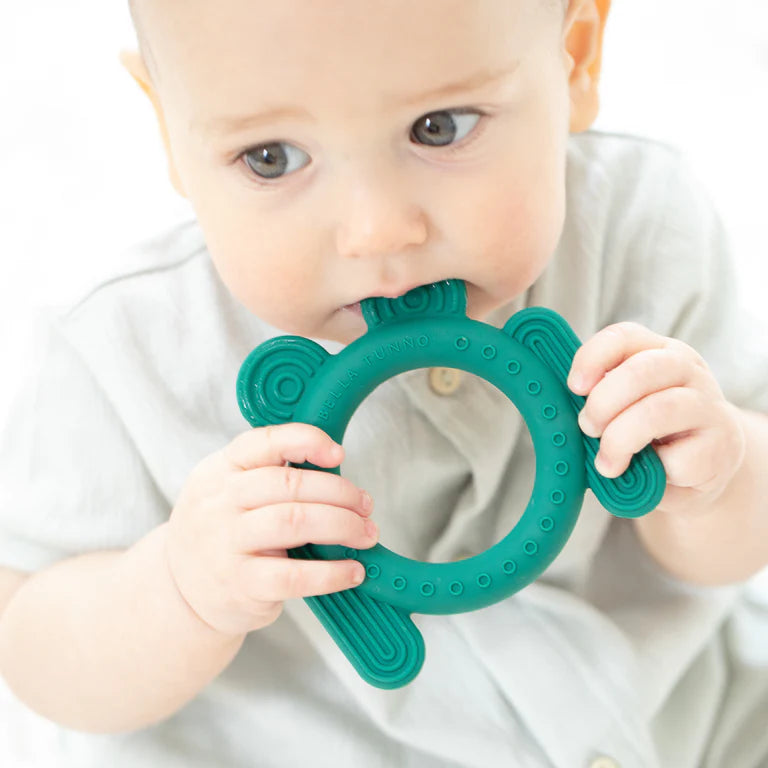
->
<box><xmin>142</xmin><ymin>0</ymin><xmax>573</xmax><ymax>344</ymax></box>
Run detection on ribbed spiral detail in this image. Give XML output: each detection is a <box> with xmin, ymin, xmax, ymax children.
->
<box><xmin>362</xmin><ymin>279</ymin><xmax>467</xmax><ymax>329</ymax></box>
<box><xmin>236</xmin><ymin>336</ymin><xmax>329</xmax><ymax>427</ymax></box>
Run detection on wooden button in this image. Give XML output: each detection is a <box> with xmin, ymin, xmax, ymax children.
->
<box><xmin>428</xmin><ymin>367</ymin><xmax>463</xmax><ymax>396</ymax></box>
<box><xmin>588</xmin><ymin>757</ymin><xmax>620</xmax><ymax>768</ymax></box>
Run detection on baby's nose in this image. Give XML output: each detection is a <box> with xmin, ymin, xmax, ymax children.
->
<box><xmin>334</xmin><ymin>179</ymin><xmax>428</xmax><ymax>260</ymax></box>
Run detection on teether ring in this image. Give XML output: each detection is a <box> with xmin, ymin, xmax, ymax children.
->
<box><xmin>236</xmin><ymin>280</ymin><xmax>665</xmax><ymax>688</ymax></box>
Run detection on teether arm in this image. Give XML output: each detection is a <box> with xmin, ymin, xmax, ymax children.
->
<box><xmin>291</xmin><ymin>546</ymin><xmax>425</xmax><ymax>688</ymax></box>
<box><xmin>504</xmin><ymin>307</ymin><xmax>665</xmax><ymax>517</ymax></box>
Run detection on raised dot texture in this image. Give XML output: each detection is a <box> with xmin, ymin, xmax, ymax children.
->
<box><xmin>366</xmin><ymin>563</ymin><xmax>381</xmax><ymax>579</ymax></box>
<box><xmin>506</xmin><ymin>360</ymin><xmax>521</xmax><ymax>375</ymax></box>
<box><xmin>455</xmin><ymin>336</ymin><xmax>469</xmax><ymax>351</ymax></box>
<box><xmin>554</xmin><ymin>460</ymin><xmax>569</xmax><ymax>475</ymax></box>
<box><xmin>482</xmin><ymin>345</ymin><xmax>497</xmax><ymax>359</ymax></box>
<box><xmin>476</xmin><ymin>573</ymin><xmax>492</xmax><ymax>588</ymax></box>
<box><xmin>552</xmin><ymin>432</ymin><xmax>567</xmax><ymax>447</ymax></box>
<box><xmin>523</xmin><ymin>540</ymin><xmax>538</xmax><ymax>556</ymax></box>
<box><xmin>539</xmin><ymin>516</ymin><xmax>555</xmax><ymax>532</ymax></box>
<box><xmin>393</xmin><ymin>576</ymin><xmax>407</xmax><ymax>591</ymax></box>
<box><xmin>526</xmin><ymin>380</ymin><xmax>542</xmax><ymax>395</ymax></box>
<box><xmin>420</xmin><ymin>582</ymin><xmax>435</xmax><ymax>597</ymax></box>
<box><xmin>542</xmin><ymin>404</ymin><xmax>557</xmax><ymax>420</ymax></box>
<box><xmin>550</xmin><ymin>489</ymin><xmax>565</xmax><ymax>505</ymax></box>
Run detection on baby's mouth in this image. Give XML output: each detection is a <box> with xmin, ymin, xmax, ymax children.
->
<box><xmin>341</xmin><ymin>301</ymin><xmax>362</xmax><ymax>315</ymax></box>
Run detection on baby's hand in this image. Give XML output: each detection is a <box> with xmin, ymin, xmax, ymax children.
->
<box><xmin>568</xmin><ymin>322</ymin><xmax>746</xmax><ymax>515</ymax></box>
<box><xmin>165</xmin><ymin>424</ymin><xmax>378</xmax><ymax>637</ymax></box>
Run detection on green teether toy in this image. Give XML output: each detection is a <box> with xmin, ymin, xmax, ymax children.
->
<box><xmin>236</xmin><ymin>279</ymin><xmax>665</xmax><ymax>689</ymax></box>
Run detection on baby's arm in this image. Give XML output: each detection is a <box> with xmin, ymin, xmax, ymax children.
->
<box><xmin>0</xmin><ymin>423</ymin><xmax>377</xmax><ymax>733</ymax></box>
<box><xmin>0</xmin><ymin>527</ymin><xmax>245</xmax><ymax>732</ymax></box>
<box><xmin>0</xmin><ymin>567</ymin><xmax>27</xmax><ymax>611</ymax></box>
<box><xmin>632</xmin><ymin>407</ymin><xmax>768</xmax><ymax>585</ymax></box>
<box><xmin>570</xmin><ymin>322</ymin><xmax>768</xmax><ymax>585</ymax></box>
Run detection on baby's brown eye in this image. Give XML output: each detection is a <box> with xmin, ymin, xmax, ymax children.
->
<box><xmin>243</xmin><ymin>141</ymin><xmax>310</xmax><ymax>179</ymax></box>
<box><xmin>410</xmin><ymin>109</ymin><xmax>481</xmax><ymax>147</ymax></box>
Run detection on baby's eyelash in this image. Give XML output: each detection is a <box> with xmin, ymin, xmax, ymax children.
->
<box><xmin>233</xmin><ymin>107</ymin><xmax>489</xmax><ymax>187</ymax></box>
<box><xmin>423</xmin><ymin>108</ymin><xmax>488</xmax><ymax>154</ymax></box>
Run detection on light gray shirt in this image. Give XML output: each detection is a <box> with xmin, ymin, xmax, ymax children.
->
<box><xmin>1</xmin><ymin>131</ymin><xmax>767</xmax><ymax>768</ymax></box>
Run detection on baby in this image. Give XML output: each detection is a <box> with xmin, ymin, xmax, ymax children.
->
<box><xmin>1</xmin><ymin>1</ymin><xmax>767</xmax><ymax>766</ymax></box>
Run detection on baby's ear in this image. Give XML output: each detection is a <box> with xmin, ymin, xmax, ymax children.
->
<box><xmin>118</xmin><ymin>49</ymin><xmax>188</xmax><ymax>199</ymax></box>
<box><xmin>119</xmin><ymin>49</ymin><xmax>154</xmax><ymax>100</ymax></box>
<box><xmin>563</xmin><ymin>0</ymin><xmax>611</xmax><ymax>133</ymax></box>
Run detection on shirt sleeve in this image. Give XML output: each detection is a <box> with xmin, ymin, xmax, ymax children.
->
<box><xmin>579</xmin><ymin>141</ymin><xmax>768</xmax><ymax>726</ymax></box>
<box><xmin>600</xmin><ymin>145</ymin><xmax>768</xmax><ymax>414</ymax></box>
<box><xmin>0</xmin><ymin>309</ymin><xmax>170</xmax><ymax>573</ymax></box>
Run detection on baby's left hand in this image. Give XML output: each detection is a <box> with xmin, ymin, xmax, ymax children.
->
<box><xmin>568</xmin><ymin>321</ymin><xmax>746</xmax><ymax>515</ymax></box>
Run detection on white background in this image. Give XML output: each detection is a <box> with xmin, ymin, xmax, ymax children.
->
<box><xmin>1</xmin><ymin>5</ymin><xmax>767</xmax><ymax>551</ymax></box>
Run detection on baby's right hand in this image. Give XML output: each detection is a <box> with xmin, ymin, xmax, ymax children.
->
<box><xmin>165</xmin><ymin>423</ymin><xmax>378</xmax><ymax>637</ymax></box>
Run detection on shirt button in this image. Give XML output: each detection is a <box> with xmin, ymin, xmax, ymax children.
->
<box><xmin>428</xmin><ymin>367</ymin><xmax>463</xmax><ymax>396</ymax></box>
<box><xmin>588</xmin><ymin>757</ymin><xmax>621</xmax><ymax>768</ymax></box>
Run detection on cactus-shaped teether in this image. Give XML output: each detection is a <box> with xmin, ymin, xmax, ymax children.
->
<box><xmin>236</xmin><ymin>279</ymin><xmax>665</xmax><ymax>688</ymax></box>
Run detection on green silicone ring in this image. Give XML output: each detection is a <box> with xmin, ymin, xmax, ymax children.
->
<box><xmin>236</xmin><ymin>279</ymin><xmax>665</xmax><ymax>688</ymax></box>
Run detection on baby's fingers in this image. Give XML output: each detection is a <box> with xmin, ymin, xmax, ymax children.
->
<box><xmin>595</xmin><ymin>386</ymin><xmax>707</xmax><ymax>480</ymax></box>
<box><xmin>577</xmin><ymin>348</ymin><xmax>716</xmax><ymax>438</ymax></box>
<box><xmin>223</xmin><ymin>423</ymin><xmax>344</xmax><ymax>471</ymax></box>
<box><xmin>240</xmin><ymin>555</ymin><xmax>367</xmax><ymax>601</ymax></box>
<box><xmin>236</xmin><ymin>502</ymin><xmax>379</xmax><ymax>553</ymax></box>
<box><xmin>232</xmin><ymin>465</ymin><xmax>373</xmax><ymax>517</ymax></box>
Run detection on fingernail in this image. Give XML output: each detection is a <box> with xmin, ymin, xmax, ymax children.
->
<box><xmin>594</xmin><ymin>452</ymin><xmax>612</xmax><ymax>476</ymax></box>
<box><xmin>364</xmin><ymin>519</ymin><xmax>379</xmax><ymax>539</ymax></box>
<box><xmin>578</xmin><ymin>410</ymin><xmax>599</xmax><ymax>437</ymax></box>
<box><xmin>569</xmin><ymin>372</ymin><xmax>587</xmax><ymax>393</ymax></box>
<box><xmin>352</xmin><ymin>565</ymin><xmax>366</xmax><ymax>585</ymax></box>
<box><xmin>360</xmin><ymin>490</ymin><xmax>373</xmax><ymax>512</ymax></box>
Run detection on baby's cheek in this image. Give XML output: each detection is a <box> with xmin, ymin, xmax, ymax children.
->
<box><xmin>249</xmin><ymin>271</ymin><xmax>328</xmax><ymax>336</ymax></box>
<box><xmin>245</xmin><ymin>270</ymin><xmax>307</xmax><ymax>321</ymax></box>
<box><xmin>206</xmin><ymin>245</ymin><xmax>293</xmax><ymax>319</ymax></box>
<box><xmin>482</xmin><ymin>188</ymin><xmax>562</xmax><ymax>292</ymax></box>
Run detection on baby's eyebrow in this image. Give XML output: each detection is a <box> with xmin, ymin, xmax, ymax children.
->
<box><xmin>194</xmin><ymin>58</ymin><xmax>520</xmax><ymax>137</ymax></box>
<box><xmin>194</xmin><ymin>106</ymin><xmax>311</xmax><ymax>137</ymax></box>
<box><xmin>389</xmin><ymin>58</ymin><xmax>520</xmax><ymax>108</ymax></box>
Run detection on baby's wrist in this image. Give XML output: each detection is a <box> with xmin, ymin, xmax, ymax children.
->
<box><xmin>126</xmin><ymin>523</ymin><xmax>247</xmax><ymax>645</ymax></box>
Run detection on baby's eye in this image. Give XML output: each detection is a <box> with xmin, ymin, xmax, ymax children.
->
<box><xmin>242</xmin><ymin>141</ymin><xmax>311</xmax><ymax>179</ymax></box>
<box><xmin>410</xmin><ymin>108</ymin><xmax>482</xmax><ymax>147</ymax></box>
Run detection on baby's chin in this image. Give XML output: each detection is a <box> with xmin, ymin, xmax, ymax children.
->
<box><xmin>321</xmin><ymin>304</ymin><xmax>368</xmax><ymax>345</ymax></box>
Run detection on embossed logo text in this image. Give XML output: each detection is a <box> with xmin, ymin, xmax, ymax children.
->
<box><xmin>318</xmin><ymin>368</ymin><xmax>359</xmax><ymax>422</ymax></box>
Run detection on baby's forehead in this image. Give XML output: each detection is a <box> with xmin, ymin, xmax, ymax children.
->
<box><xmin>129</xmin><ymin>0</ymin><xmax>561</xmax><ymax>111</ymax></box>
<box><xmin>128</xmin><ymin>0</ymin><xmax>552</xmax><ymax>66</ymax></box>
